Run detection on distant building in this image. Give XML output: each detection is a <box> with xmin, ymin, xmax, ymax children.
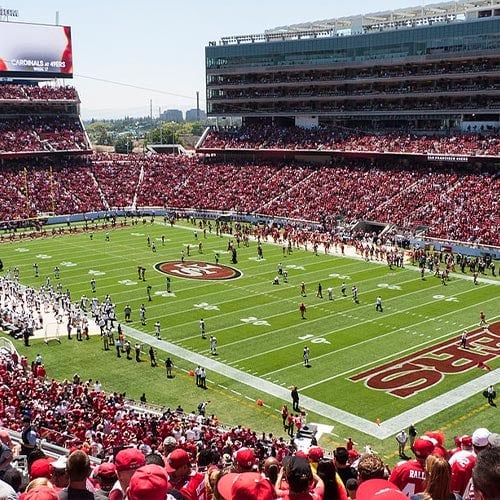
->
<box><xmin>185</xmin><ymin>108</ymin><xmax>206</xmax><ymax>122</ymax></box>
<box><xmin>160</xmin><ymin>109</ymin><xmax>183</xmax><ymax>122</ymax></box>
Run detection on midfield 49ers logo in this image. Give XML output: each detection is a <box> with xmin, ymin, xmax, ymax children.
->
<box><xmin>350</xmin><ymin>322</ymin><xmax>500</xmax><ymax>399</ymax></box>
<box><xmin>154</xmin><ymin>261</ymin><xmax>242</xmax><ymax>280</ymax></box>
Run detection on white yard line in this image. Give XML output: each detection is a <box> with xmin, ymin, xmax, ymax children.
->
<box><xmin>122</xmin><ymin>323</ymin><xmax>500</xmax><ymax>439</ymax></box>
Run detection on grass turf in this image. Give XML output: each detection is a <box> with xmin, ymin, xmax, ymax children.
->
<box><xmin>1</xmin><ymin>219</ymin><xmax>498</xmax><ymax>464</ymax></box>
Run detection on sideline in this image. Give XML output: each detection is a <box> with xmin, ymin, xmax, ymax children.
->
<box><xmin>121</xmin><ymin>322</ymin><xmax>500</xmax><ymax>440</ymax></box>
<box><xmin>171</xmin><ymin>222</ymin><xmax>499</xmax><ymax>286</ymax></box>
<box><xmin>5</xmin><ymin>228</ymin><xmax>498</xmax><ymax>439</ymax></box>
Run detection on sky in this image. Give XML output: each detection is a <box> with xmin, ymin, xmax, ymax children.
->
<box><xmin>9</xmin><ymin>0</ymin><xmax>438</xmax><ymax>120</ymax></box>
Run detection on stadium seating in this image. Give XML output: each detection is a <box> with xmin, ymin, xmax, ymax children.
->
<box><xmin>200</xmin><ymin>124</ymin><xmax>500</xmax><ymax>156</ymax></box>
<box><xmin>0</xmin><ymin>152</ymin><xmax>497</xmax><ymax>246</ymax></box>
<box><xmin>0</xmin><ymin>82</ymin><xmax>498</xmax><ymax>246</ymax></box>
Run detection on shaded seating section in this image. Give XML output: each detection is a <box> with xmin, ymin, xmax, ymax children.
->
<box><xmin>201</xmin><ymin>124</ymin><xmax>500</xmax><ymax>156</ymax></box>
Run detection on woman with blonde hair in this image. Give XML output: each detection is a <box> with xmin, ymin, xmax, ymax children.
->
<box><xmin>411</xmin><ymin>455</ymin><xmax>461</xmax><ymax>500</ymax></box>
<box><xmin>205</xmin><ymin>466</ymin><xmax>224</xmax><ymax>500</ymax></box>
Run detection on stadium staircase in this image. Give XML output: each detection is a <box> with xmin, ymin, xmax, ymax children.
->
<box><xmin>195</xmin><ymin>127</ymin><xmax>211</xmax><ymax>149</ymax></box>
<box><xmin>88</xmin><ymin>171</ymin><xmax>110</xmax><ymax>210</ymax></box>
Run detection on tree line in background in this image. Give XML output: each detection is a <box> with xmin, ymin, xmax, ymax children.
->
<box><xmin>84</xmin><ymin>117</ymin><xmax>206</xmax><ymax>153</ymax></box>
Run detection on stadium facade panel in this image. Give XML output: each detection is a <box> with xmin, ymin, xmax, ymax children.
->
<box><xmin>206</xmin><ymin>17</ymin><xmax>500</xmax><ymax>130</ymax></box>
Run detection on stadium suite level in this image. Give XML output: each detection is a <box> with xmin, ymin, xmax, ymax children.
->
<box><xmin>205</xmin><ymin>3</ymin><xmax>500</xmax><ymax>132</ymax></box>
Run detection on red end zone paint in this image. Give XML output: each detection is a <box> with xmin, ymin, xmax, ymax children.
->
<box><xmin>154</xmin><ymin>261</ymin><xmax>242</xmax><ymax>280</ymax></box>
<box><xmin>350</xmin><ymin>322</ymin><xmax>500</xmax><ymax>399</ymax></box>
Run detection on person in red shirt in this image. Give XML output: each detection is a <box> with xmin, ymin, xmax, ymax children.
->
<box><xmin>165</xmin><ymin>448</ymin><xmax>206</xmax><ymax>500</ymax></box>
<box><xmin>479</xmin><ymin>310</ymin><xmax>487</xmax><ymax>326</ymax></box>
<box><xmin>300</xmin><ymin>302</ymin><xmax>307</xmax><ymax>320</ymax></box>
<box><xmin>109</xmin><ymin>448</ymin><xmax>146</xmax><ymax>500</ymax></box>
<box><xmin>36</xmin><ymin>364</ymin><xmax>47</xmax><ymax>381</ymax></box>
<box><xmin>449</xmin><ymin>435</ymin><xmax>475</xmax><ymax>496</ymax></box>
<box><xmin>389</xmin><ymin>437</ymin><xmax>435</xmax><ymax>497</ymax></box>
<box><xmin>346</xmin><ymin>438</ymin><xmax>354</xmax><ymax>451</ymax></box>
<box><xmin>450</xmin><ymin>427</ymin><xmax>491</xmax><ymax>498</ymax></box>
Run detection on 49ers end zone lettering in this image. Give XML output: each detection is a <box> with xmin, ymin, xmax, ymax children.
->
<box><xmin>350</xmin><ymin>322</ymin><xmax>500</xmax><ymax>399</ymax></box>
<box><xmin>154</xmin><ymin>261</ymin><xmax>242</xmax><ymax>280</ymax></box>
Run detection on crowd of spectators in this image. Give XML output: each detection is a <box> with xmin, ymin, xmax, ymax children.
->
<box><xmin>0</xmin><ymin>164</ymin><xmax>103</xmax><ymax>221</ymax></box>
<box><xmin>220</xmin><ymin>79</ymin><xmax>500</xmax><ymax>102</ymax></box>
<box><xmin>208</xmin><ymin>59</ymin><xmax>499</xmax><ymax>87</ymax></box>
<box><xmin>0</xmin><ymin>84</ymin><xmax>78</xmax><ymax>101</ymax></box>
<box><xmin>0</xmin><ymin>226</ymin><xmax>498</xmax><ymax>498</ymax></box>
<box><xmin>201</xmin><ymin>124</ymin><xmax>500</xmax><ymax>156</ymax></box>
<box><xmin>0</xmin><ymin>116</ymin><xmax>87</xmax><ymax>153</ymax></box>
<box><xmin>0</xmin><ymin>338</ymin><xmax>498</xmax><ymax>499</ymax></box>
<box><xmin>0</xmin><ymin>152</ymin><xmax>498</xmax><ymax>246</ymax></box>
<box><xmin>210</xmin><ymin>95</ymin><xmax>499</xmax><ymax>116</ymax></box>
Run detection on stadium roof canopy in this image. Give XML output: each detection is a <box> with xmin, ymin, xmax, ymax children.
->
<box><xmin>218</xmin><ymin>0</ymin><xmax>499</xmax><ymax>45</ymax></box>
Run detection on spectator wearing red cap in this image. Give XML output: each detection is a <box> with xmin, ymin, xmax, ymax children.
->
<box><xmin>347</xmin><ymin>450</ymin><xmax>360</xmax><ymax>467</ymax></box>
<box><xmin>165</xmin><ymin>448</ymin><xmax>205</xmax><ymax>500</ymax></box>
<box><xmin>307</xmin><ymin>446</ymin><xmax>324</xmax><ymax>474</ymax></box>
<box><xmin>234</xmin><ymin>447</ymin><xmax>256</xmax><ymax>472</ymax></box>
<box><xmin>449</xmin><ymin>434</ymin><xmax>475</xmax><ymax>496</ymax></box>
<box><xmin>356</xmin><ymin>478</ymin><xmax>407</xmax><ymax>500</ymax></box>
<box><xmin>217</xmin><ymin>471</ymin><xmax>274</xmax><ymax>500</ymax></box>
<box><xmin>58</xmin><ymin>449</ymin><xmax>93</xmax><ymax>500</ymax></box>
<box><xmin>127</xmin><ymin>464</ymin><xmax>170</xmax><ymax>500</ymax></box>
<box><xmin>109</xmin><ymin>448</ymin><xmax>146</xmax><ymax>500</ymax></box>
<box><xmin>93</xmin><ymin>462</ymin><xmax>117</xmax><ymax>499</ymax></box>
<box><xmin>448</xmin><ymin>436</ymin><xmax>464</xmax><ymax>458</ymax></box>
<box><xmin>30</xmin><ymin>457</ymin><xmax>55</xmax><ymax>481</ymax></box>
<box><xmin>389</xmin><ymin>437</ymin><xmax>435</xmax><ymax>496</ymax></box>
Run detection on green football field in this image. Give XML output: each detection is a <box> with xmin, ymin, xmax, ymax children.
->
<box><xmin>1</xmin><ymin>219</ymin><xmax>498</xmax><ymax>463</ymax></box>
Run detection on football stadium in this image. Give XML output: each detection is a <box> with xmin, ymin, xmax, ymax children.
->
<box><xmin>0</xmin><ymin>1</ymin><xmax>499</xmax><ymax>498</ymax></box>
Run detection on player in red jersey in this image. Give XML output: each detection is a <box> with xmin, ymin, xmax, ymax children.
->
<box><xmin>389</xmin><ymin>437</ymin><xmax>435</xmax><ymax>496</ymax></box>
<box><xmin>479</xmin><ymin>311</ymin><xmax>487</xmax><ymax>327</ymax></box>
<box><xmin>449</xmin><ymin>435</ymin><xmax>475</xmax><ymax>496</ymax></box>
